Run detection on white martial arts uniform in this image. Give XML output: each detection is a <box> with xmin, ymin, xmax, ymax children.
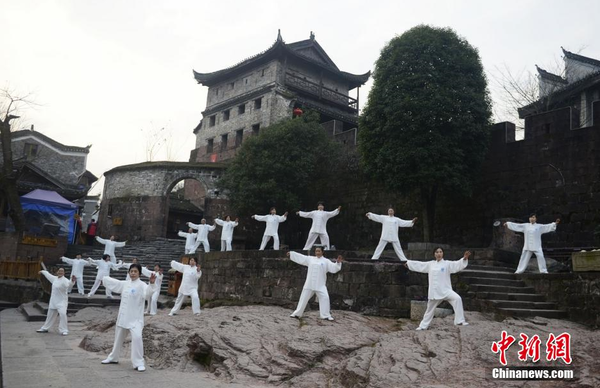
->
<box><xmin>178</xmin><ymin>231</ymin><xmax>198</xmax><ymax>254</ymax></box>
<box><xmin>367</xmin><ymin>213</ymin><xmax>414</xmax><ymax>261</ymax></box>
<box><xmin>298</xmin><ymin>208</ymin><xmax>340</xmax><ymax>250</ymax></box>
<box><xmin>188</xmin><ymin>222</ymin><xmax>216</xmax><ymax>253</ymax></box>
<box><xmin>88</xmin><ymin>259</ymin><xmax>120</xmax><ymax>297</ymax></box>
<box><xmin>61</xmin><ymin>256</ymin><xmax>90</xmax><ymax>294</ymax></box>
<box><xmin>253</xmin><ymin>214</ymin><xmax>287</xmax><ymax>250</ymax></box>
<box><xmin>169</xmin><ymin>261</ymin><xmax>202</xmax><ymax>315</ymax></box>
<box><xmin>96</xmin><ymin>237</ymin><xmax>126</xmax><ymax>264</ymax></box>
<box><xmin>289</xmin><ymin>252</ymin><xmax>342</xmax><ymax>319</ymax></box>
<box><xmin>39</xmin><ymin>271</ymin><xmax>75</xmax><ymax>334</ymax></box>
<box><xmin>506</xmin><ymin>222</ymin><xmax>557</xmax><ymax>274</ymax></box>
<box><xmin>142</xmin><ymin>267</ymin><xmax>163</xmax><ymax>315</ymax></box>
<box><xmin>407</xmin><ymin>258</ymin><xmax>469</xmax><ymax>329</ymax></box>
<box><xmin>215</xmin><ymin>219</ymin><xmax>238</xmax><ymax>251</ymax></box>
<box><xmin>102</xmin><ymin>276</ymin><xmax>156</xmax><ymax>369</ymax></box>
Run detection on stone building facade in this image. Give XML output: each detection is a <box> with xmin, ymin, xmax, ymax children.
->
<box><xmin>0</xmin><ymin>128</ymin><xmax>97</xmax><ymax>200</ymax></box>
<box><xmin>190</xmin><ymin>31</ymin><xmax>370</xmax><ymax>163</ymax></box>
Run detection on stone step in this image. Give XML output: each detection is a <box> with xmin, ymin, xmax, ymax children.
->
<box><xmin>468</xmin><ymin>291</ymin><xmax>547</xmax><ymax>302</ymax></box>
<box><xmin>18</xmin><ymin>302</ymin><xmax>46</xmax><ymax>322</ymax></box>
<box><xmin>460</xmin><ymin>269</ymin><xmax>517</xmax><ymax>279</ymax></box>
<box><xmin>69</xmin><ymin>295</ymin><xmax>121</xmax><ymax>305</ymax></box>
<box><xmin>460</xmin><ymin>277</ymin><xmax>526</xmax><ymax>287</ymax></box>
<box><xmin>34</xmin><ymin>301</ymin><xmax>78</xmax><ymax>315</ymax></box>
<box><xmin>0</xmin><ymin>300</ymin><xmax>20</xmax><ymax>311</ymax></box>
<box><xmin>467</xmin><ymin>265</ymin><xmax>514</xmax><ymax>273</ymax></box>
<box><xmin>488</xmin><ymin>300</ymin><xmax>558</xmax><ymax>310</ymax></box>
<box><xmin>496</xmin><ymin>307</ymin><xmax>568</xmax><ymax>319</ymax></box>
<box><xmin>468</xmin><ymin>284</ymin><xmax>535</xmax><ymax>293</ymax></box>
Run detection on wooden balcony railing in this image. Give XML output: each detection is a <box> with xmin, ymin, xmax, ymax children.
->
<box><xmin>285</xmin><ymin>72</ymin><xmax>358</xmax><ymax>111</ymax></box>
<box><xmin>0</xmin><ymin>258</ymin><xmax>43</xmax><ymax>280</ymax></box>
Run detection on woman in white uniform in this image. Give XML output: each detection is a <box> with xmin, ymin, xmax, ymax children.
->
<box><xmin>297</xmin><ymin>203</ymin><xmax>341</xmax><ymax>250</ymax></box>
<box><xmin>366</xmin><ymin>208</ymin><xmax>417</xmax><ymax>261</ymax></box>
<box><xmin>405</xmin><ymin>247</ymin><xmax>471</xmax><ymax>330</ymax></box>
<box><xmin>287</xmin><ymin>247</ymin><xmax>343</xmax><ymax>321</ymax></box>
<box><xmin>169</xmin><ymin>258</ymin><xmax>202</xmax><ymax>316</ymax></box>
<box><xmin>215</xmin><ymin>216</ymin><xmax>239</xmax><ymax>251</ymax></box>
<box><xmin>87</xmin><ymin>255</ymin><xmax>121</xmax><ymax>298</ymax></box>
<box><xmin>101</xmin><ymin>264</ymin><xmax>157</xmax><ymax>372</ymax></box>
<box><xmin>252</xmin><ymin>208</ymin><xmax>288</xmax><ymax>250</ymax></box>
<box><xmin>60</xmin><ymin>254</ymin><xmax>90</xmax><ymax>294</ymax></box>
<box><xmin>95</xmin><ymin>235</ymin><xmax>127</xmax><ymax>264</ymax></box>
<box><xmin>143</xmin><ymin>264</ymin><xmax>163</xmax><ymax>315</ymax></box>
<box><xmin>187</xmin><ymin>219</ymin><xmax>216</xmax><ymax>253</ymax></box>
<box><xmin>37</xmin><ymin>268</ymin><xmax>76</xmax><ymax>336</ymax></box>
<box><xmin>178</xmin><ymin>228</ymin><xmax>198</xmax><ymax>254</ymax></box>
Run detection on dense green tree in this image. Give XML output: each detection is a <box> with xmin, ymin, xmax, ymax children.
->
<box><xmin>219</xmin><ymin>114</ymin><xmax>340</xmax><ymax>216</ymax></box>
<box><xmin>359</xmin><ymin>25</ymin><xmax>492</xmax><ymax>241</ymax></box>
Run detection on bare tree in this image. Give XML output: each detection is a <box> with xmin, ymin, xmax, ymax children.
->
<box><xmin>0</xmin><ymin>87</ymin><xmax>37</xmax><ymax>231</ymax></box>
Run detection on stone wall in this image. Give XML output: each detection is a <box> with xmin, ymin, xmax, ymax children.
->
<box><xmin>520</xmin><ymin>272</ymin><xmax>600</xmax><ymax>327</ymax></box>
<box><xmin>198</xmin><ymin>250</ymin><xmax>431</xmax><ymax>318</ymax></box>
<box><xmin>0</xmin><ymin>279</ymin><xmax>43</xmax><ymax>304</ymax></box>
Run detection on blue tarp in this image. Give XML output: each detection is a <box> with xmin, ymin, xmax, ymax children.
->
<box><xmin>20</xmin><ymin>190</ymin><xmax>77</xmax><ymax>243</ymax></box>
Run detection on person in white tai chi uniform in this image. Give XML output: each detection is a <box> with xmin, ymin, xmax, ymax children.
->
<box><xmin>504</xmin><ymin>214</ymin><xmax>560</xmax><ymax>274</ymax></box>
<box><xmin>95</xmin><ymin>235</ymin><xmax>127</xmax><ymax>264</ymax></box>
<box><xmin>178</xmin><ymin>228</ymin><xmax>198</xmax><ymax>254</ymax></box>
<box><xmin>37</xmin><ymin>268</ymin><xmax>76</xmax><ymax>336</ymax></box>
<box><xmin>143</xmin><ymin>264</ymin><xmax>163</xmax><ymax>315</ymax></box>
<box><xmin>87</xmin><ymin>255</ymin><xmax>121</xmax><ymax>298</ymax></box>
<box><xmin>297</xmin><ymin>203</ymin><xmax>341</xmax><ymax>250</ymax></box>
<box><xmin>215</xmin><ymin>216</ymin><xmax>239</xmax><ymax>251</ymax></box>
<box><xmin>101</xmin><ymin>264</ymin><xmax>157</xmax><ymax>372</ymax></box>
<box><xmin>405</xmin><ymin>247</ymin><xmax>471</xmax><ymax>330</ymax></box>
<box><xmin>187</xmin><ymin>219</ymin><xmax>216</xmax><ymax>253</ymax></box>
<box><xmin>287</xmin><ymin>247</ymin><xmax>343</xmax><ymax>321</ymax></box>
<box><xmin>169</xmin><ymin>258</ymin><xmax>202</xmax><ymax>316</ymax></box>
<box><xmin>366</xmin><ymin>208</ymin><xmax>417</xmax><ymax>261</ymax></box>
<box><xmin>120</xmin><ymin>258</ymin><xmax>141</xmax><ymax>281</ymax></box>
<box><xmin>252</xmin><ymin>208</ymin><xmax>288</xmax><ymax>250</ymax></box>
<box><xmin>61</xmin><ymin>254</ymin><xmax>91</xmax><ymax>294</ymax></box>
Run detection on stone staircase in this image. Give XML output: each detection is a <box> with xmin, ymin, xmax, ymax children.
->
<box><xmin>19</xmin><ymin>296</ymin><xmax>121</xmax><ymax>322</ymax></box>
<box><xmin>64</xmin><ymin>237</ymin><xmax>188</xmax><ymax>295</ymax></box>
<box><xmin>460</xmin><ymin>264</ymin><xmax>568</xmax><ymax>319</ymax></box>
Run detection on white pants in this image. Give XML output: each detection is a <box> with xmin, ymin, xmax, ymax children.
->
<box><xmin>515</xmin><ymin>250</ymin><xmax>548</xmax><ymax>274</ymax></box>
<box><xmin>107</xmin><ymin>254</ymin><xmax>117</xmax><ymax>264</ymax></box>
<box><xmin>170</xmin><ymin>291</ymin><xmax>201</xmax><ymax>315</ymax></box>
<box><xmin>146</xmin><ymin>291</ymin><xmax>160</xmax><ymax>315</ymax></box>
<box><xmin>194</xmin><ymin>239</ymin><xmax>210</xmax><ymax>253</ymax></box>
<box><xmin>185</xmin><ymin>248</ymin><xmax>196</xmax><ymax>254</ymax></box>
<box><xmin>40</xmin><ymin>307</ymin><xmax>68</xmax><ymax>333</ymax></box>
<box><xmin>105</xmin><ymin>325</ymin><xmax>145</xmax><ymax>369</ymax></box>
<box><xmin>303</xmin><ymin>233</ymin><xmax>330</xmax><ymax>250</ymax></box>
<box><xmin>89</xmin><ymin>277</ymin><xmax>112</xmax><ymax>297</ymax></box>
<box><xmin>259</xmin><ymin>234</ymin><xmax>280</xmax><ymax>250</ymax></box>
<box><xmin>371</xmin><ymin>240</ymin><xmax>407</xmax><ymax>261</ymax></box>
<box><xmin>221</xmin><ymin>239</ymin><xmax>232</xmax><ymax>251</ymax></box>
<box><xmin>292</xmin><ymin>288</ymin><xmax>332</xmax><ymax>319</ymax></box>
<box><xmin>71</xmin><ymin>276</ymin><xmax>85</xmax><ymax>295</ymax></box>
<box><xmin>418</xmin><ymin>291</ymin><xmax>466</xmax><ymax>329</ymax></box>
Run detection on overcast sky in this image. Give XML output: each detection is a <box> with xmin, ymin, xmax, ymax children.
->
<box><xmin>2</xmin><ymin>0</ymin><xmax>599</xmax><ymax>196</ymax></box>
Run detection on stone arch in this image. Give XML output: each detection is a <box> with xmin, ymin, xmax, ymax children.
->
<box><xmin>98</xmin><ymin>162</ymin><xmax>226</xmax><ymax>241</ymax></box>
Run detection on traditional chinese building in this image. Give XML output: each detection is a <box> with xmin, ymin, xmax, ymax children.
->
<box><xmin>190</xmin><ymin>31</ymin><xmax>370</xmax><ymax>163</ymax></box>
<box><xmin>0</xmin><ymin>127</ymin><xmax>97</xmax><ymax>201</ymax></box>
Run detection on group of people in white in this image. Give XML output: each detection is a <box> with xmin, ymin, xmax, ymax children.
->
<box><xmin>38</xmin><ymin>204</ymin><xmax>560</xmax><ymax>373</ymax></box>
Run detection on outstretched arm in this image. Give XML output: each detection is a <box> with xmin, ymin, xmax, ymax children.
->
<box><xmin>39</xmin><ymin>270</ymin><xmax>57</xmax><ymax>283</ymax></box>
<box><xmin>405</xmin><ymin>260</ymin><xmax>430</xmax><ymax>274</ymax></box>
<box><xmin>115</xmin><ymin>241</ymin><xmax>126</xmax><ymax>248</ymax></box>
<box><xmin>61</xmin><ymin>256</ymin><xmax>74</xmax><ymax>265</ymax></box>
<box><xmin>539</xmin><ymin>221</ymin><xmax>559</xmax><ymax>234</ymax></box>
<box><xmin>102</xmin><ymin>276</ymin><xmax>125</xmax><ymax>294</ymax></box>
<box><xmin>187</xmin><ymin>222</ymin><xmax>201</xmax><ymax>230</ymax></box>
<box><xmin>448</xmin><ymin>251</ymin><xmax>471</xmax><ymax>274</ymax></box>
<box><xmin>297</xmin><ymin>211</ymin><xmax>312</xmax><ymax>218</ymax></box>
<box><xmin>208</xmin><ymin>224</ymin><xmax>217</xmax><ymax>231</ymax></box>
<box><xmin>366</xmin><ymin>212</ymin><xmax>383</xmax><ymax>223</ymax></box>
<box><xmin>170</xmin><ymin>260</ymin><xmax>186</xmax><ymax>273</ymax></box>
<box><xmin>178</xmin><ymin>231</ymin><xmax>187</xmax><ymax>238</ymax></box>
<box><xmin>95</xmin><ymin>237</ymin><xmax>107</xmax><ymax>245</ymax></box>
<box><xmin>215</xmin><ymin>218</ymin><xmax>224</xmax><ymax>226</ymax></box>
<box><xmin>397</xmin><ymin>217</ymin><xmax>415</xmax><ymax>228</ymax></box>
<box><xmin>253</xmin><ymin>215</ymin><xmax>268</xmax><ymax>222</ymax></box>
<box><xmin>504</xmin><ymin>222</ymin><xmax>525</xmax><ymax>232</ymax></box>
<box><xmin>327</xmin><ymin>207</ymin><xmax>341</xmax><ymax>218</ymax></box>
<box><xmin>287</xmin><ymin>251</ymin><xmax>311</xmax><ymax>267</ymax></box>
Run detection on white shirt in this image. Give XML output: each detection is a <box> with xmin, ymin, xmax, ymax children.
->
<box><xmin>170</xmin><ymin>261</ymin><xmax>202</xmax><ymax>296</ymax></box>
<box><xmin>290</xmin><ymin>252</ymin><xmax>342</xmax><ymax>291</ymax></box>
<box><xmin>61</xmin><ymin>257</ymin><xmax>90</xmax><ymax>278</ymax></box>
<box><xmin>40</xmin><ymin>271</ymin><xmax>73</xmax><ymax>310</ymax></box>
<box><xmin>298</xmin><ymin>209</ymin><xmax>339</xmax><ymax>235</ymax></box>
<box><xmin>141</xmin><ymin>267</ymin><xmax>163</xmax><ymax>293</ymax></box>
<box><xmin>215</xmin><ymin>219</ymin><xmax>238</xmax><ymax>241</ymax></box>
<box><xmin>407</xmin><ymin>258</ymin><xmax>468</xmax><ymax>300</ymax></box>
<box><xmin>89</xmin><ymin>259</ymin><xmax>120</xmax><ymax>279</ymax></box>
<box><xmin>506</xmin><ymin>222</ymin><xmax>557</xmax><ymax>251</ymax></box>
<box><xmin>367</xmin><ymin>213</ymin><xmax>414</xmax><ymax>242</ymax></box>
<box><xmin>253</xmin><ymin>214</ymin><xmax>287</xmax><ymax>236</ymax></box>
<box><xmin>188</xmin><ymin>223</ymin><xmax>216</xmax><ymax>241</ymax></box>
<box><xmin>178</xmin><ymin>231</ymin><xmax>197</xmax><ymax>252</ymax></box>
<box><xmin>102</xmin><ymin>277</ymin><xmax>156</xmax><ymax>329</ymax></box>
<box><xmin>96</xmin><ymin>237</ymin><xmax>126</xmax><ymax>256</ymax></box>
